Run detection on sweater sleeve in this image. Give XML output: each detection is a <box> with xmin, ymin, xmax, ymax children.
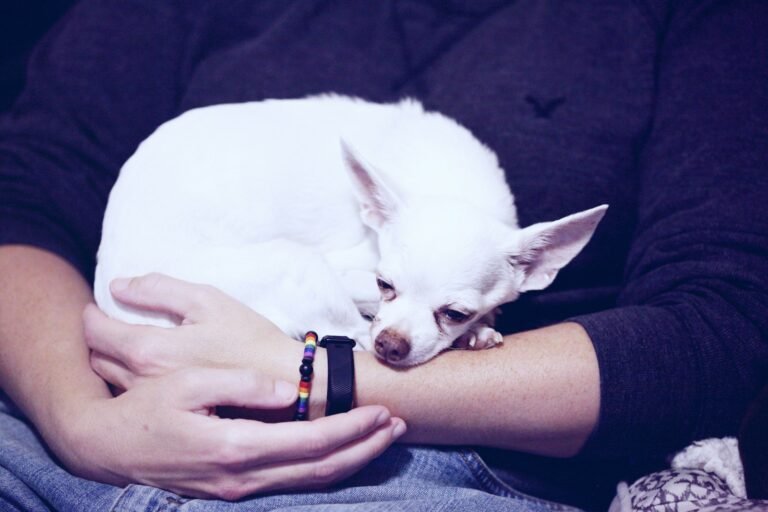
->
<box><xmin>0</xmin><ymin>0</ymin><xmax>203</xmax><ymax>279</ymax></box>
<box><xmin>573</xmin><ymin>0</ymin><xmax>768</xmax><ymax>458</ymax></box>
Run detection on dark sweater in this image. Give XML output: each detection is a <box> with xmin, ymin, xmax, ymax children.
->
<box><xmin>1</xmin><ymin>1</ymin><xmax>767</xmax><ymax>509</ymax></box>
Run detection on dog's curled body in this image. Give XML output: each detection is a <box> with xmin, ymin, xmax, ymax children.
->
<box><xmin>95</xmin><ymin>96</ymin><xmax>518</xmax><ymax>362</ymax></box>
<box><xmin>96</xmin><ymin>95</ymin><xmax>605</xmax><ymax>366</ymax></box>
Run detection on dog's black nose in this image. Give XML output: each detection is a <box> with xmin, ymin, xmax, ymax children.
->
<box><xmin>375</xmin><ymin>329</ymin><xmax>411</xmax><ymax>363</ymax></box>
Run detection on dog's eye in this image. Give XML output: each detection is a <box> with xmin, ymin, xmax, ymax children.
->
<box><xmin>376</xmin><ymin>277</ymin><xmax>393</xmax><ymax>291</ymax></box>
<box><xmin>376</xmin><ymin>277</ymin><xmax>396</xmax><ymax>300</ymax></box>
<box><xmin>442</xmin><ymin>309</ymin><xmax>470</xmax><ymax>323</ymax></box>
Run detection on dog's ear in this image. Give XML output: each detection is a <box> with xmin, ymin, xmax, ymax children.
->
<box><xmin>341</xmin><ymin>140</ymin><xmax>403</xmax><ymax>231</ymax></box>
<box><xmin>510</xmin><ymin>205</ymin><xmax>608</xmax><ymax>292</ymax></box>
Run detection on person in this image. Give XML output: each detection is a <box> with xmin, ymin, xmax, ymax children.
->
<box><xmin>1</xmin><ymin>1</ymin><xmax>766</xmax><ymax>510</ymax></box>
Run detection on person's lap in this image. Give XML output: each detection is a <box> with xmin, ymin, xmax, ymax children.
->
<box><xmin>0</xmin><ymin>392</ymin><xmax>581</xmax><ymax>512</ymax></box>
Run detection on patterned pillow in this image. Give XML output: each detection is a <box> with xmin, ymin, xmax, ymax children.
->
<box><xmin>610</xmin><ymin>468</ymin><xmax>768</xmax><ymax>511</ymax></box>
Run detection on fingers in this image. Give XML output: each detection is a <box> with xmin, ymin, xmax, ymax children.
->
<box><xmin>204</xmin><ymin>405</ymin><xmax>399</xmax><ymax>467</ymax></box>
<box><xmin>172</xmin><ymin>367</ymin><xmax>298</xmax><ymax>410</ymax></box>
<box><xmin>90</xmin><ymin>350</ymin><xmax>136</xmax><ymax>389</ymax></box>
<box><xmin>197</xmin><ymin>415</ymin><xmax>406</xmax><ymax>499</ymax></box>
<box><xmin>253</xmin><ymin>416</ymin><xmax>407</xmax><ymax>493</ymax></box>
<box><xmin>83</xmin><ymin>303</ymin><xmax>173</xmax><ymax>375</ymax></box>
<box><xmin>169</xmin><ymin>370</ymin><xmax>404</xmax><ymax>499</ymax></box>
<box><xmin>84</xmin><ymin>303</ymin><xmax>150</xmax><ymax>358</ymax></box>
<box><xmin>109</xmin><ymin>273</ymin><xmax>221</xmax><ymax>322</ymax></box>
<box><xmin>102</xmin><ymin>366</ymin><xmax>405</xmax><ymax>500</ymax></box>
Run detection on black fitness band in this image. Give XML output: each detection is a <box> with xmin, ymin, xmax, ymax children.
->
<box><xmin>318</xmin><ymin>335</ymin><xmax>356</xmax><ymax>416</ymax></box>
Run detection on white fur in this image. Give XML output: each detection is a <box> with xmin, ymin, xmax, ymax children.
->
<box><xmin>671</xmin><ymin>437</ymin><xmax>745</xmax><ymax>497</ymax></box>
<box><xmin>95</xmin><ymin>95</ymin><xmax>606</xmax><ymax>366</ymax></box>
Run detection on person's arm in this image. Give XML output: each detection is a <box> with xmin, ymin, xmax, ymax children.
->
<box><xmin>87</xmin><ymin>273</ymin><xmax>599</xmax><ymax>458</ymax></box>
<box><xmin>0</xmin><ymin>247</ymin><xmax>405</xmax><ymax>497</ymax></box>
<box><xmin>356</xmin><ymin>1</ymin><xmax>768</xmax><ymax>461</ymax></box>
<box><xmin>0</xmin><ymin>0</ymin><xmax>205</xmax><ymax>472</ymax></box>
<box><xmin>569</xmin><ymin>0</ymin><xmax>768</xmax><ymax>458</ymax></box>
<box><xmin>377</xmin><ymin>0</ymin><xmax>768</xmax><ymax>460</ymax></box>
<box><xmin>354</xmin><ymin>323</ymin><xmax>599</xmax><ymax>457</ymax></box>
<box><xmin>0</xmin><ymin>246</ymin><xmax>110</xmax><ymax>467</ymax></box>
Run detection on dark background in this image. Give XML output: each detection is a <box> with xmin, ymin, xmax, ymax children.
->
<box><xmin>1</xmin><ymin>0</ymin><xmax>75</xmax><ymax>111</ymax></box>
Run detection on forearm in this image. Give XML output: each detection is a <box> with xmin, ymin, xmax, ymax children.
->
<box><xmin>0</xmin><ymin>246</ymin><xmax>111</xmax><ymax>456</ymax></box>
<box><xmin>354</xmin><ymin>322</ymin><xmax>600</xmax><ymax>457</ymax></box>
<box><xmin>71</xmin><ymin>270</ymin><xmax>599</xmax><ymax>457</ymax></box>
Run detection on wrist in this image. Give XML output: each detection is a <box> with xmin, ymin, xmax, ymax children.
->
<box><xmin>308</xmin><ymin>347</ymin><xmax>328</xmax><ymax>420</ymax></box>
<box><xmin>318</xmin><ymin>335</ymin><xmax>356</xmax><ymax>416</ymax></box>
<box><xmin>262</xmin><ymin>339</ymin><xmax>328</xmax><ymax>421</ymax></box>
<box><xmin>301</xmin><ymin>335</ymin><xmax>357</xmax><ymax>420</ymax></box>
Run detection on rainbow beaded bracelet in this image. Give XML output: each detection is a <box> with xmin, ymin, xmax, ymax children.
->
<box><xmin>293</xmin><ymin>331</ymin><xmax>318</xmax><ymax>421</ymax></box>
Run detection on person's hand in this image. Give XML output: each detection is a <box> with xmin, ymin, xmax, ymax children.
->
<box><xmin>79</xmin><ymin>273</ymin><xmax>406</xmax><ymax>497</ymax></box>
<box><xmin>58</xmin><ymin>366</ymin><xmax>404</xmax><ymax>499</ymax></box>
<box><xmin>84</xmin><ymin>273</ymin><xmax>298</xmax><ymax>388</ymax></box>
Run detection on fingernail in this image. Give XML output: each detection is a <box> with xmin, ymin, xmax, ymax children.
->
<box><xmin>392</xmin><ymin>419</ymin><xmax>407</xmax><ymax>439</ymax></box>
<box><xmin>111</xmin><ymin>278</ymin><xmax>130</xmax><ymax>292</ymax></box>
<box><xmin>375</xmin><ymin>409</ymin><xmax>391</xmax><ymax>427</ymax></box>
<box><xmin>275</xmin><ymin>380</ymin><xmax>297</xmax><ymax>401</ymax></box>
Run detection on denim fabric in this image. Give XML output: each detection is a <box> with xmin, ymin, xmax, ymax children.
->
<box><xmin>0</xmin><ymin>393</ymin><xmax>583</xmax><ymax>512</ymax></box>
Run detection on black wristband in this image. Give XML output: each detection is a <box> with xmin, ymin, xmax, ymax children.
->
<box><xmin>319</xmin><ymin>335</ymin><xmax>356</xmax><ymax>416</ymax></box>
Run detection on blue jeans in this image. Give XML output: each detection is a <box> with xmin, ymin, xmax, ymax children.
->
<box><xmin>0</xmin><ymin>393</ymin><xmax>582</xmax><ymax>512</ymax></box>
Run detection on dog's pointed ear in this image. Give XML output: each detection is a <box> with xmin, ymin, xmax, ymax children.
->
<box><xmin>341</xmin><ymin>140</ymin><xmax>403</xmax><ymax>231</ymax></box>
<box><xmin>510</xmin><ymin>205</ymin><xmax>608</xmax><ymax>292</ymax></box>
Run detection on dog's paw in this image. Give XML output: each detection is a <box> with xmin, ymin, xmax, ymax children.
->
<box><xmin>454</xmin><ymin>325</ymin><xmax>503</xmax><ymax>350</ymax></box>
<box><xmin>472</xmin><ymin>326</ymin><xmax>503</xmax><ymax>349</ymax></box>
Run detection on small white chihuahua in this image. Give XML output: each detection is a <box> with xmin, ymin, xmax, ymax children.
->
<box><xmin>95</xmin><ymin>95</ymin><xmax>606</xmax><ymax>366</ymax></box>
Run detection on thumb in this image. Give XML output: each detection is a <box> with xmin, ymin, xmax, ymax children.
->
<box><xmin>169</xmin><ymin>367</ymin><xmax>298</xmax><ymax>411</ymax></box>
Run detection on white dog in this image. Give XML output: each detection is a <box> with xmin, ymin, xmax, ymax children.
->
<box><xmin>95</xmin><ymin>96</ymin><xmax>607</xmax><ymax>366</ymax></box>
